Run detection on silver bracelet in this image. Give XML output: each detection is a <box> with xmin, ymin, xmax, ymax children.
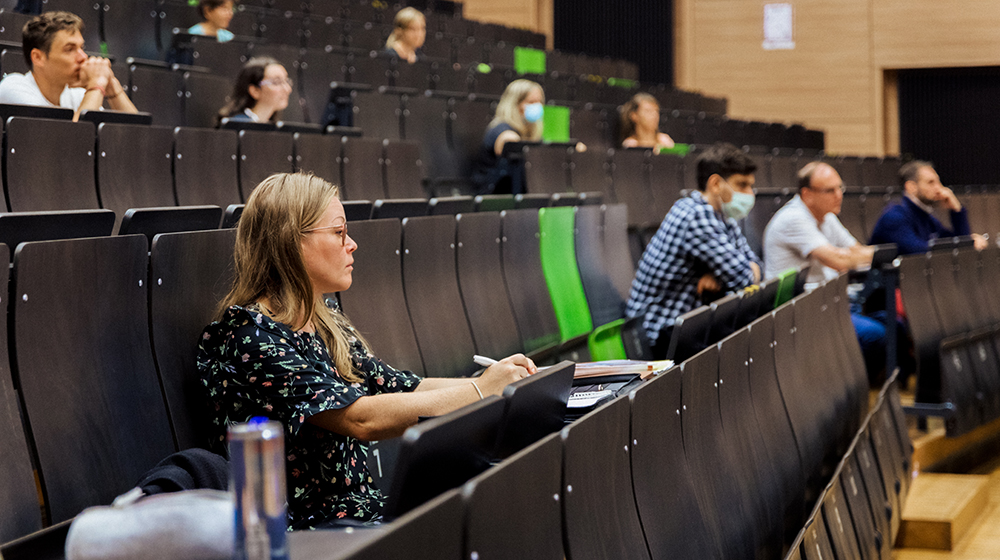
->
<box><xmin>470</xmin><ymin>380</ymin><xmax>484</xmax><ymax>400</ymax></box>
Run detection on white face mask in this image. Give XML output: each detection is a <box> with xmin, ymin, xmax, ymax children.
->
<box><xmin>720</xmin><ymin>179</ymin><xmax>755</xmax><ymax>220</ymax></box>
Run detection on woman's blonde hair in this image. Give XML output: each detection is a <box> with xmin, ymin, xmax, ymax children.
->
<box><xmin>218</xmin><ymin>172</ymin><xmax>367</xmax><ymax>383</ymax></box>
<box><xmin>489</xmin><ymin>79</ymin><xmax>544</xmax><ymax>140</ymax></box>
<box><xmin>385</xmin><ymin>7</ymin><xmax>425</xmax><ymax>50</ymax></box>
<box><xmin>618</xmin><ymin>92</ymin><xmax>659</xmax><ymax>144</ymax></box>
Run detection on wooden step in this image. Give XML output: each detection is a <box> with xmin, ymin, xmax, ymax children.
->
<box><xmin>895</xmin><ymin>473</ymin><xmax>990</xmax><ymax>550</ymax></box>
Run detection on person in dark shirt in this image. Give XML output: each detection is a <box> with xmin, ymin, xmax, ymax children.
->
<box><xmin>869</xmin><ymin>160</ymin><xmax>987</xmax><ymax>254</ymax></box>
<box><xmin>470</xmin><ymin>79</ymin><xmax>545</xmax><ymax>195</ymax></box>
<box><xmin>197</xmin><ymin>172</ymin><xmax>535</xmax><ymax>529</ymax></box>
<box><xmin>216</xmin><ymin>57</ymin><xmax>292</xmax><ymax>126</ymax></box>
<box><xmin>384</xmin><ymin>7</ymin><xmax>426</xmax><ymax>63</ymax></box>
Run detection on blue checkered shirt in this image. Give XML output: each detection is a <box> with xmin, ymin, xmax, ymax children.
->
<box><xmin>625</xmin><ymin>191</ymin><xmax>760</xmax><ymax>346</ymax></box>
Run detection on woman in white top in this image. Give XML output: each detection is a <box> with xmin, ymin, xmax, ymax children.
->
<box><xmin>217</xmin><ymin>57</ymin><xmax>292</xmax><ymax>126</ymax></box>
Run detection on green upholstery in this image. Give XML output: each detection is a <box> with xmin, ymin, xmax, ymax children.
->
<box><xmin>588</xmin><ymin>318</ymin><xmax>628</xmax><ymax>361</ymax></box>
<box><xmin>541</xmin><ymin>105</ymin><xmax>570</xmax><ymax>143</ymax></box>
<box><xmin>774</xmin><ymin>267</ymin><xmax>797</xmax><ymax>308</ymax></box>
<box><xmin>538</xmin><ymin>207</ymin><xmax>593</xmax><ymax>341</ymax></box>
<box><xmin>514</xmin><ymin>46</ymin><xmax>546</xmax><ymax>75</ymax></box>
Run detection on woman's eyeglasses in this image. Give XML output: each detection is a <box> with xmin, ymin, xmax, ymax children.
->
<box><xmin>303</xmin><ymin>223</ymin><xmax>348</xmax><ymax>246</ymax></box>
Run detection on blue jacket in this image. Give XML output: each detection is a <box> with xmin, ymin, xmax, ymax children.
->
<box><xmin>869</xmin><ymin>196</ymin><xmax>970</xmax><ymax>255</ymax></box>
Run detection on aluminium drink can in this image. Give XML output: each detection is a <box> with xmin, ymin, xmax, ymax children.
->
<box><xmin>229</xmin><ymin>417</ymin><xmax>288</xmax><ymax>560</ymax></box>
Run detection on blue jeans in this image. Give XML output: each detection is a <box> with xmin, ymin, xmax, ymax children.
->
<box><xmin>851</xmin><ymin>312</ymin><xmax>887</xmax><ymax>382</ymax></box>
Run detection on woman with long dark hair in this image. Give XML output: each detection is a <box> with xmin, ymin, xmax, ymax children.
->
<box><xmin>217</xmin><ymin>57</ymin><xmax>292</xmax><ymax>125</ymax></box>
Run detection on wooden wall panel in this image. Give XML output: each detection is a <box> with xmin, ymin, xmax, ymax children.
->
<box><xmin>873</xmin><ymin>1</ymin><xmax>1000</xmax><ymax>69</ymax></box>
<box><xmin>462</xmin><ymin>0</ymin><xmax>553</xmax><ymax>46</ymax></box>
<box><xmin>678</xmin><ymin>0</ymin><xmax>1000</xmax><ymax>157</ymax></box>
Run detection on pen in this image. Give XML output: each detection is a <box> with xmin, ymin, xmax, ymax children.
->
<box><xmin>473</xmin><ymin>355</ymin><xmax>497</xmax><ymax>368</ymax></box>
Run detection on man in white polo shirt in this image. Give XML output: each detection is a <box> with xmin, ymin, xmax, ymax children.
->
<box><xmin>0</xmin><ymin>11</ymin><xmax>137</xmax><ymax>121</ymax></box>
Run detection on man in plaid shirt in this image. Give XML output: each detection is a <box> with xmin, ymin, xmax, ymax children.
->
<box><xmin>626</xmin><ymin>143</ymin><xmax>762</xmax><ymax>358</ymax></box>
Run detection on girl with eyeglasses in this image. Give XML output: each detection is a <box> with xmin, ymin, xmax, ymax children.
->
<box><xmin>217</xmin><ymin>57</ymin><xmax>293</xmax><ymax>126</ymax></box>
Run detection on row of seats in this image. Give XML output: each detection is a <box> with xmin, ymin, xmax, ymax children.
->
<box><xmin>0</xmin><ymin>213</ymin><xmax>909</xmax><ymax>560</ymax></box>
<box><xmin>292</xmin><ymin>277</ymin><xmax>912</xmax><ymax>560</ymax></box>
<box><xmin>898</xmin><ymin>244</ymin><xmax>1000</xmax><ymax>435</ymax></box>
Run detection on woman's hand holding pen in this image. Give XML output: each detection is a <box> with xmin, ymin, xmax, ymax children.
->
<box><xmin>475</xmin><ymin>354</ymin><xmax>537</xmax><ymax>396</ymax></box>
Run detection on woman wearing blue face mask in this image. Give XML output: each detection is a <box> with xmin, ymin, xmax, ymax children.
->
<box><xmin>471</xmin><ymin>79</ymin><xmax>545</xmax><ymax>195</ymax></box>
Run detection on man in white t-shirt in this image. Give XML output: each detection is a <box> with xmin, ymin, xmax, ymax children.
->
<box><xmin>0</xmin><ymin>11</ymin><xmax>137</xmax><ymax>121</ymax></box>
<box><xmin>763</xmin><ymin>161</ymin><xmax>885</xmax><ymax>382</ymax></box>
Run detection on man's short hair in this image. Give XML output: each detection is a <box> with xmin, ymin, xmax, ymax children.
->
<box><xmin>899</xmin><ymin>159</ymin><xmax>933</xmax><ymax>188</ymax></box>
<box><xmin>22</xmin><ymin>11</ymin><xmax>83</xmax><ymax>69</ymax></box>
<box><xmin>695</xmin><ymin>142</ymin><xmax>757</xmax><ymax>191</ymax></box>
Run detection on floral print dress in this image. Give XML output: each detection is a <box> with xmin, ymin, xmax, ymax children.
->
<box><xmin>197</xmin><ymin>305</ymin><xmax>422</xmax><ymax>530</ymax></box>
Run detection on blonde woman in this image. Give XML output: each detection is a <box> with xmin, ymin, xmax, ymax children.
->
<box><xmin>471</xmin><ymin>79</ymin><xmax>545</xmax><ymax>194</ymax></box>
<box><xmin>384</xmin><ymin>7</ymin><xmax>426</xmax><ymax>63</ymax></box>
<box><xmin>197</xmin><ymin>173</ymin><xmax>535</xmax><ymax>529</ymax></box>
<box><xmin>619</xmin><ymin>92</ymin><xmax>674</xmax><ymax>152</ymax></box>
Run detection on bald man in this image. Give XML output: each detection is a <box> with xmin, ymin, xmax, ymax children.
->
<box><xmin>763</xmin><ymin>161</ymin><xmax>885</xmax><ymax>382</ymax></box>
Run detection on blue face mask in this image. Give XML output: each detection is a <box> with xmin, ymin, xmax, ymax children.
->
<box><xmin>721</xmin><ymin>181</ymin><xmax>755</xmax><ymax>220</ymax></box>
<box><xmin>523</xmin><ymin>102</ymin><xmax>544</xmax><ymax>123</ymax></box>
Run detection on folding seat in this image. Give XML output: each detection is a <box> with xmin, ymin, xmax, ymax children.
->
<box><xmin>182</xmin><ymin>71</ymin><xmax>232</xmax><ymax>128</ymax></box>
<box><xmin>257</xmin><ymin>11</ymin><xmax>306</xmax><ymax>46</ymax></box>
<box><xmin>537</xmin><ymin>207</ymin><xmax>593</xmax><ymax>353</ymax></box>
<box><xmin>647</xmin><ymin>152</ymin><xmax>684</xmax><ymax>218</ymax></box>
<box><xmin>828</xmin><ymin>275</ymin><xmax>871</xmax><ymax>426</ymax></box>
<box><xmin>733</xmin><ymin>287</ymin><xmax>764</xmax><ymax>331</ymax></box>
<box><xmin>828</xmin><ymin>155</ymin><xmax>862</xmax><ymax>187</ymax></box>
<box><xmin>0</xmin><ymin>11</ymin><xmax>32</xmax><ymax>45</ymax></box>
<box><xmin>512</xmin><ymin>193</ymin><xmax>549</xmax><ymax>209</ymax></box>
<box><xmin>128</xmin><ymin>64</ymin><xmax>184</xmax><ymax>128</ymax></box>
<box><xmin>500</xmin><ymin>209</ymin><xmax>561</xmax><ymax>357</ymax></box>
<box><xmin>937</xmin><ymin>335</ymin><xmax>983</xmax><ymax>436</ymax></box>
<box><xmin>561</xmin><ymin>396</ymin><xmax>651</xmax><ymax>560</ymax></box>
<box><xmin>454</xmin><ymin>36</ymin><xmax>484</xmax><ymax>66</ymax></box>
<box><xmin>771</xmin><ymin>302</ymin><xmax>827</xmax><ymax>501</ymax></box>
<box><xmin>393</xmin><ymin>59</ymin><xmax>432</xmax><ymax>91</ymax></box>
<box><xmin>237</xmin><ymin>129</ymin><xmax>295</xmax><ymax>200</ymax></box>
<box><xmin>336</xmin><ymin>218</ymin><xmax>424</xmax><ymax>373</ymax></box>
<box><xmin>801</xmin><ymin>509</ymin><xmax>837</xmax><ymax>560</ymax></box>
<box><xmin>11</xmin><ymin>235</ymin><xmax>176</xmax><ymax>523</ymax></box>
<box><xmin>523</xmin><ymin>144</ymin><xmax>570</xmax><ymax>194</ymax></box>
<box><xmin>839</xmin><ymin>449</ymin><xmax>884</xmax><ymax>560</ymax></box>
<box><xmin>568</xmin><ymin>149</ymin><xmax>612</xmax><ymax>200</ymax></box>
<box><xmin>185</xmin><ymin>36</ymin><xmax>250</xmax><ymax>76</ymax></box>
<box><xmin>118</xmin><ymin>206</ymin><xmax>223</xmax><ymax>241</ymax></box>
<box><xmin>610</xmin><ymin>148</ymin><xmax>657</xmax><ymax>227</ymax></box>
<box><xmin>343</xmin><ymin>22</ymin><xmax>391</xmax><ymax>52</ymax></box>
<box><xmin>468</xmin><ymin>65</ymin><xmax>508</xmax><ymax>99</ymax></box>
<box><xmin>301</xmin><ymin>15</ymin><xmax>345</xmax><ymax>52</ymax></box>
<box><xmin>398</xmin><ymin>215</ymin><xmax>477</xmax><ymax>377</ymax></box>
<box><xmin>342</xmin><ymin>200</ymin><xmax>372</xmax><ymax>221</ymax></box>
<box><xmin>746</xmin><ymin>314</ymin><xmax>806</xmax><ymax>541</ymax></box>
<box><xmin>371</xmin><ymin>199</ymin><xmax>427</xmax><ymax>219</ymax></box>
<box><xmin>345</xmin><ymin>51</ymin><xmax>393</xmax><ymax>88</ymax></box>
<box><xmin>454</xmin><ymin>212</ymin><xmax>523</xmax><ymax>359</ymax></box>
<box><xmin>43</xmin><ymin>0</ymin><xmax>101</xmax><ymax>46</ymax></box>
<box><xmin>839</xmin><ymin>188</ymin><xmax>867</xmax><ymax>241</ymax></box>
<box><xmin>629</xmin><ymin>366</ymin><xmax>719</xmax><ymax>558</ymax></box>
<box><xmin>293</xmin><ymin>131</ymin><xmax>341</xmax><ymax>186</ymax></box>
<box><xmin>422</xmin><ymin>35</ymin><xmax>455</xmax><ymax>64</ymax></box>
<box><xmin>853</xmin><ymin>435</ymin><xmax>894</xmax><ymax>558</ymax></box>
<box><xmin>0</xmin><ymin>47</ymin><xmax>27</xmax><ymax>76</ymax></box>
<box><xmin>707</xmin><ymin>292</ymin><xmax>741</xmax><ymax>344</ymax></box>
<box><xmin>681</xmin><ymin>346</ymin><xmax>761</xmax><ymax>559</ymax></box>
<box><xmin>769</xmin><ymin>153</ymin><xmax>797</xmax><ymax>192</ymax></box>
<box><xmin>173</xmin><ymin>127</ymin><xmax>241</xmax><ymax>207</ymax></box>
<box><xmin>473</xmin><ymin>194</ymin><xmax>515</xmax><ymax>212</ymax></box>
<box><xmin>351</xmin><ymin>89</ymin><xmax>402</xmax><ymax>140</ymax></box>
<box><xmin>870</xmin><ymin>398</ymin><xmax>912</xmax><ymax>507</ymax></box>
<box><xmin>94</xmin><ymin>123</ymin><xmax>173</xmax><ymax>229</ymax></box>
<box><xmin>448</xmin><ymin>98</ymin><xmax>496</xmax><ymax>176</ymax></box>
<box><xmin>0</xmin><ymin>242</ymin><xmax>44</xmax><ymax>543</ymax></box>
<box><xmin>574</xmin><ymin>205</ymin><xmax>625</xmax><ymax>327</ymax></box>
<box><xmin>399</xmin><ymin>95</ymin><xmax>452</xmax><ymax>179</ymax></box>
<box><xmin>427</xmin><ymin>196</ymin><xmax>473</xmax><ymax>215</ymax></box>
<box><xmin>297</xmin><ymin>48</ymin><xmax>349</xmax><ymax>124</ymax></box>
<box><xmin>742</xmin><ymin>189</ymin><xmax>788</xmax><ymax>259</ymax></box>
<box><xmin>462</xmin><ymin>433</ymin><xmax>563</xmax><ymax>559</ymax></box>
<box><xmin>340</xmin><ymin>136</ymin><xmax>386</xmax><ymax>200</ymax></box>
<box><xmin>860</xmin><ymin>156</ymin><xmax>900</xmax><ymax>188</ymax></box>
<box><xmin>4</xmin><ymin>117</ymin><xmax>97</xmax><ymax>212</ymax></box>
<box><xmin>0</xmin><ymin>210</ymin><xmax>114</xmax><ymax>255</ymax></box>
<box><xmin>664</xmin><ymin>304</ymin><xmax>711</xmax><ymax>362</ymax></box>
<box><xmin>149</xmin><ymin>229</ymin><xmax>236</xmax><ymax>450</ymax></box>
<box><xmin>602</xmin><ymin>203</ymin><xmax>635</xmax><ymax>302</ymax></box>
